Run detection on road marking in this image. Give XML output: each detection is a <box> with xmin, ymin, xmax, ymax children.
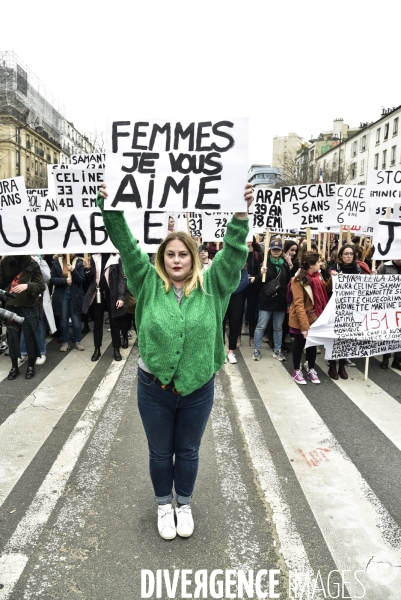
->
<box><xmin>240</xmin><ymin>351</ymin><xmax>401</xmax><ymax>598</ymax></box>
<box><xmin>315</xmin><ymin>354</ymin><xmax>401</xmax><ymax>452</ymax></box>
<box><xmin>222</xmin><ymin>362</ymin><xmax>325</xmax><ymax>599</ymax></box>
<box><xmin>0</xmin><ymin>347</ymin><xmax>131</xmax><ymax>599</ymax></box>
<box><xmin>0</xmin><ymin>333</ymin><xmax>113</xmax><ymax>507</ymax></box>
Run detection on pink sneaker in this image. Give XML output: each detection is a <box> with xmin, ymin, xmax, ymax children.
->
<box><xmin>307</xmin><ymin>368</ymin><xmax>321</xmax><ymax>384</ymax></box>
<box><xmin>292</xmin><ymin>369</ymin><xmax>306</xmax><ymax>385</ymax></box>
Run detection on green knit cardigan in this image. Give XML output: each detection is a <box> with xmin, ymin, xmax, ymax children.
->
<box><xmin>97</xmin><ymin>195</ymin><xmax>249</xmax><ymax>395</ymax></box>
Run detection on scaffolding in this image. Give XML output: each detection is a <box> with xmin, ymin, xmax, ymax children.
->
<box><xmin>0</xmin><ymin>51</ymin><xmax>65</xmax><ymax>147</ymax></box>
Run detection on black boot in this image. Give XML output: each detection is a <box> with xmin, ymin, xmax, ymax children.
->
<box><xmin>7</xmin><ymin>367</ymin><xmax>19</xmax><ymax>380</ymax></box>
<box><xmin>25</xmin><ymin>366</ymin><xmax>35</xmax><ymax>379</ymax></box>
<box><xmin>122</xmin><ymin>336</ymin><xmax>128</xmax><ymax>349</ymax></box>
<box><xmin>338</xmin><ymin>359</ymin><xmax>348</xmax><ymax>380</ymax></box>
<box><xmin>328</xmin><ymin>360</ymin><xmax>338</xmax><ymax>380</ymax></box>
<box><xmin>91</xmin><ymin>346</ymin><xmax>101</xmax><ymax>361</ymax></box>
<box><xmin>81</xmin><ymin>325</ymin><xmax>90</xmax><ymax>334</ymax></box>
<box><xmin>380</xmin><ymin>357</ymin><xmax>389</xmax><ymax>370</ymax></box>
<box><xmin>391</xmin><ymin>358</ymin><xmax>401</xmax><ymax>370</ymax></box>
<box><xmin>114</xmin><ymin>348</ymin><xmax>122</xmax><ymax>361</ymax></box>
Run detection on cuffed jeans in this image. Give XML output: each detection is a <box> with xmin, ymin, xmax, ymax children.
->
<box><xmin>137</xmin><ymin>368</ymin><xmax>214</xmax><ymax>505</ymax></box>
<box><xmin>60</xmin><ymin>288</ymin><xmax>82</xmax><ymax>344</ymax></box>
<box><xmin>254</xmin><ymin>310</ymin><xmax>285</xmax><ymax>352</ymax></box>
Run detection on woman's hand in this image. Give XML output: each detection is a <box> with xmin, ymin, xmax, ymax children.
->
<box><xmin>66</xmin><ymin>263</ymin><xmax>74</xmax><ymax>272</ymax></box>
<box><xmin>116</xmin><ymin>300</ymin><xmax>124</xmax><ymax>309</ymax></box>
<box><xmin>301</xmin><ymin>330</ymin><xmax>308</xmax><ymax>339</ymax></box>
<box><xmin>83</xmin><ymin>259</ymin><xmax>90</xmax><ymax>269</ymax></box>
<box><xmin>100</xmin><ymin>183</ymin><xmax>108</xmax><ymax>199</ymax></box>
<box><xmin>371</xmin><ymin>268</ymin><xmax>377</xmax><ymax>275</ymax></box>
<box><xmin>260</xmin><ymin>266</ymin><xmax>267</xmax><ymax>274</ymax></box>
<box><xmin>284</xmin><ymin>252</ymin><xmax>292</xmax><ymax>267</ymax></box>
<box><xmin>12</xmin><ymin>283</ymin><xmax>28</xmax><ymax>294</ymax></box>
<box><xmin>330</xmin><ymin>269</ymin><xmax>338</xmax><ymax>276</ymax></box>
<box><xmin>249</xmin><ymin>276</ymin><xmax>255</xmax><ymax>283</ymax></box>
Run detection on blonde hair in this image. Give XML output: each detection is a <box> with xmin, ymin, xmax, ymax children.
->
<box><xmin>154</xmin><ymin>231</ymin><xmax>204</xmax><ymax>297</ymax></box>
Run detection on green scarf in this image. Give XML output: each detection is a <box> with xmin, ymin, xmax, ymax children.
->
<box><xmin>269</xmin><ymin>255</ymin><xmax>284</xmax><ymax>273</ymax></box>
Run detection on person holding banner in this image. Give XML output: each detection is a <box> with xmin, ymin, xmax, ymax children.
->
<box><xmin>98</xmin><ymin>182</ymin><xmax>253</xmax><ymax>540</ymax></box>
<box><xmin>377</xmin><ymin>259</ymin><xmax>401</xmax><ymax>370</ymax></box>
<box><xmin>0</xmin><ymin>255</ymin><xmax>46</xmax><ymax>380</ymax></box>
<box><xmin>289</xmin><ymin>252</ymin><xmax>332</xmax><ymax>385</ymax></box>
<box><xmin>198</xmin><ymin>245</ymin><xmax>212</xmax><ymax>271</ymax></box>
<box><xmin>50</xmin><ymin>254</ymin><xmax>85</xmax><ymax>352</ymax></box>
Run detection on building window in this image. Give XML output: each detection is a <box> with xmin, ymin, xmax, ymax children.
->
<box><xmin>16</xmin><ymin>150</ymin><xmax>20</xmax><ymax>167</ymax></box>
<box><xmin>35</xmin><ymin>160</ymin><xmax>38</xmax><ymax>175</ymax></box>
<box><xmin>351</xmin><ymin>162</ymin><xmax>357</xmax><ymax>179</ymax></box>
<box><xmin>394</xmin><ymin>118</ymin><xmax>399</xmax><ymax>136</ymax></box>
<box><xmin>26</xmin><ymin>158</ymin><xmax>30</xmax><ymax>172</ymax></box>
<box><xmin>360</xmin><ymin>135</ymin><xmax>366</xmax><ymax>151</ymax></box>
<box><xmin>27</xmin><ymin>177</ymin><xmax>30</xmax><ymax>187</ymax></box>
<box><xmin>360</xmin><ymin>160</ymin><xmax>365</xmax><ymax>175</ymax></box>
<box><xmin>384</xmin><ymin>123</ymin><xmax>389</xmax><ymax>140</ymax></box>
<box><xmin>376</xmin><ymin>128</ymin><xmax>381</xmax><ymax>144</ymax></box>
<box><xmin>374</xmin><ymin>153</ymin><xmax>379</xmax><ymax>169</ymax></box>
<box><xmin>391</xmin><ymin>146</ymin><xmax>396</xmax><ymax>165</ymax></box>
<box><xmin>40</xmin><ymin>163</ymin><xmax>43</xmax><ymax>176</ymax></box>
<box><xmin>352</xmin><ymin>141</ymin><xmax>357</xmax><ymax>157</ymax></box>
<box><xmin>26</xmin><ymin>134</ymin><xmax>31</xmax><ymax>150</ymax></box>
<box><xmin>382</xmin><ymin>149</ymin><xmax>387</xmax><ymax>168</ymax></box>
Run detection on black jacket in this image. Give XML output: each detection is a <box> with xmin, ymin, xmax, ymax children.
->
<box><xmin>82</xmin><ymin>255</ymin><xmax>126</xmax><ymax>319</ymax></box>
<box><xmin>256</xmin><ymin>259</ymin><xmax>291</xmax><ymax>312</ymax></box>
<box><xmin>50</xmin><ymin>257</ymin><xmax>85</xmax><ymax>315</ymax></box>
<box><xmin>0</xmin><ymin>255</ymin><xmax>45</xmax><ymax>308</ymax></box>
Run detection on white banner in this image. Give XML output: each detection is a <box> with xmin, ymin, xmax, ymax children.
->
<box><xmin>52</xmin><ymin>169</ymin><xmax>104</xmax><ymax>211</ymax></box>
<box><xmin>169</xmin><ymin>213</ymin><xmax>202</xmax><ymax>238</ymax></box>
<box><xmin>306</xmin><ymin>274</ymin><xmax>401</xmax><ymax>359</ymax></box>
<box><xmin>373</xmin><ymin>219</ymin><xmax>401</xmax><ymax>260</ymax></box>
<box><xmin>103</xmin><ymin>118</ymin><xmax>249</xmax><ymax>212</ymax></box>
<box><xmin>367</xmin><ymin>170</ymin><xmax>401</xmax><ymax>207</ymax></box>
<box><xmin>70</xmin><ymin>153</ymin><xmax>105</xmax><ymax>169</ymax></box>
<box><xmin>0</xmin><ymin>210</ymin><xmax>167</xmax><ymax>254</ymax></box>
<box><xmin>252</xmin><ymin>187</ymin><xmax>282</xmax><ymax>232</ymax></box>
<box><xmin>280</xmin><ymin>183</ymin><xmax>337</xmax><ymax>229</ymax></box>
<box><xmin>336</xmin><ymin>185</ymin><xmax>369</xmax><ymax>226</ymax></box>
<box><xmin>0</xmin><ymin>176</ymin><xmax>30</xmax><ymax>212</ymax></box>
<box><xmin>26</xmin><ymin>189</ymin><xmax>48</xmax><ymax>212</ymax></box>
<box><xmin>202</xmin><ymin>212</ymin><xmax>253</xmax><ymax>242</ymax></box>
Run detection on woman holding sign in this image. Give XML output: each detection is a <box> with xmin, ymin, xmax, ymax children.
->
<box><xmin>98</xmin><ymin>182</ymin><xmax>253</xmax><ymax>540</ymax></box>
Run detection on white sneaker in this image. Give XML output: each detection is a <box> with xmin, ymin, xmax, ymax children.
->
<box><xmin>226</xmin><ymin>353</ymin><xmax>237</xmax><ymax>364</ymax></box>
<box><xmin>18</xmin><ymin>355</ymin><xmax>28</xmax><ymax>367</ymax></box>
<box><xmin>60</xmin><ymin>343</ymin><xmax>70</xmax><ymax>352</ymax></box>
<box><xmin>175</xmin><ymin>505</ymin><xmax>194</xmax><ymax>538</ymax></box>
<box><xmin>75</xmin><ymin>343</ymin><xmax>85</xmax><ymax>351</ymax></box>
<box><xmin>157</xmin><ymin>503</ymin><xmax>176</xmax><ymax>540</ymax></box>
<box><xmin>36</xmin><ymin>355</ymin><xmax>46</xmax><ymax>365</ymax></box>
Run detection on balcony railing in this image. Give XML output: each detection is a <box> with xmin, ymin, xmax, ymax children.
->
<box><xmin>35</xmin><ymin>147</ymin><xmax>44</xmax><ymax>158</ymax></box>
<box><xmin>26</xmin><ymin>140</ymin><xmax>31</xmax><ymax>150</ymax></box>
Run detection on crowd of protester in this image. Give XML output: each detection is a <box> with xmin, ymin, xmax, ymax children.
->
<box><xmin>0</xmin><ymin>234</ymin><xmax>400</xmax><ymax>384</ymax></box>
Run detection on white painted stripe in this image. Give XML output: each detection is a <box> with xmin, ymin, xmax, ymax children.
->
<box><xmin>239</xmin><ymin>351</ymin><xmax>401</xmax><ymax>598</ymax></box>
<box><xmin>0</xmin><ymin>332</ymin><xmax>113</xmax><ymax>507</ymax></box>
<box><xmin>211</xmin><ymin>377</ymin><xmax>261</xmax><ymax>571</ymax></box>
<box><xmin>315</xmin><ymin>354</ymin><xmax>401</xmax><ymax>452</ymax></box>
<box><xmin>0</xmin><ymin>349</ymin><xmax>130</xmax><ymax>600</ymax></box>
<box><xmin>222</xmin><ymin>363</ymin><xmax>325</xmax><ymax>599</ymax></box>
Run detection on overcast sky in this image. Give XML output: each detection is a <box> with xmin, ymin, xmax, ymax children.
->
<box><xmin>1</xmin><ymin>0</ymin><xmax>399</xmax><ymax>167</ymax></box>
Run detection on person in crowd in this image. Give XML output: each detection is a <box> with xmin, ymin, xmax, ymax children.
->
<box><xmin>252</xmin><ymin>239</ymin><xmax>292</xmax><ymax>362</ymax></box>
<box><xmin>207</xmin><ymin>241</ymin><xmax>218</xmax><ymax>260</ymax></box>
<box><xmin>0</xmin><ymin>254</ymin><xmax>45</xmax><ymax>380</ymax></box>
<box><xmin>377</xmin><ymin>258</ymin><xmax>401</xmax><ymax>370</ymax></box>
<box><xmin>327</xmin><ymin>244</ymin><xmax>363</xmax><ymax>378</ymax></box>
<box><xmin>82</xmin><ymin>253</ymin><xmax>127</xmax><ymax>361</ymax></box>
<box><xmin>97</xmin><ymin>181</ymin><xmax>253</xmax><ymax>540</ymax></box>
<box><xmin>289</xmin><ymin>251</ymin><xmax>333</xmax><ymax>384</ymax></box>
<box><xmin>19</xmin><ymin>254</ymin><xmax>56</xmax><ymax>366</ymax></box>
<box><xmin>168</xmin><ymin>216</ymin><xmax>175</xmax><ymax>233</ymax></box>
<box><xmin>50</xmin><ymin>253</ymin><xmax>85</xmax><ymax>352</ymax></box>
<box><xmin>198</xmin><ymin>245</ymin><xmax>212</xmax><ymax>271</ymax></box>
<box><xmin>353</xmin><ymin>244</ymin><xmax>372</xmax><ymax>274</ymax></box>
<box><xmin>241</xmin><ymin>236</ymin><xmax>263</xmax><ymax>346</ymax></box>
<box><xmin>284</xmin><ymin>240</ymin><xmax>299</xmax><ymax>277</ymax></box>
<box><xmin>224</xmin><ymin>263</ymin><xmax>249</xmax><ymax>364</ymax></box>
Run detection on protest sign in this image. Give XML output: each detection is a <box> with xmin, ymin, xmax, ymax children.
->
<box><xmin>253</xmin><ymin>187</ymin><xmax>282</xmax><ymax>232</ymax></box>
<box><xmin>306</xmin><ymin>274</ymin><xmax>401</xmax><ymax>359</ymax></box>
<box><xmin>0</xmin><ymin>210</ymin><xmax>167</xmax><ymax>254</ymax></box>
<box><xmin>26</xmin><ymin>189</ymin><xmax>48</xmax><ymax>212</ymax></box>
<box><xmin>52</xmin><ymin>169</ymin><xmax>104</xmax><ymax>211</ymax></box>
<box><xmin>372</xmin><ymin>219</ymin><xmax>401</xmax><ymax>260</ymax></box>
<box><xmin>367</xmin><ymin>170</ymin><xmax>401</xmax><ymax>207</ymax></box>
<box><xmin>104</xmin><ymin>119</ymin><xmax>248</xmax><ymax>212</ymax></box>
<box><xmin>169</xmin><ymin>213</ymin><xmax>202</xmax><ymax>238</ymax></box>
<box><xmin>202</xmin><ymin>212</ymin><xmax>253</xmax><ymax>242</ymax></box>
<box><xmin>71</xmin><ymin>153</ymin><xmax>105</xmax><ymax>169</ymax></box>
<box><xmin>0</xmin><ymin>176</ymin><xmax>30</xmax><ymax>212</ymax></box>
<box><xmin>280</xmin><ymin>183</ymin><xmax>337</xmax><ymax>229</ymax></box>
<box><xmin>336</xmin><ymin>185</ymin><xmax>369</xmax><ymax>226</ymax></box>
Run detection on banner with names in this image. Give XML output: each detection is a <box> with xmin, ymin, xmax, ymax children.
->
<box><xmin>0</xmin><ymin>176</ymin><xmax>30</xmax><ymax>212</ymax></box>
<box><xmin>336</xmin><ymin>185</ymin><xmax>369</xmax><ymax>226</ymax></box>
<box><xmin>52</xmin><ymin>169</ymin><xmax>104</xmax><ymax>211</ymax></box>
<box><xmin>104</xmin><ymin>118</ymin><xmax>249</xmax><ymax>212</ymax></box>
<box><xmin>202</xmin><ymin>212</ymin><xmax>253</xmax><ymax>242</ymax></box>
<box><xmin>367</xmin><ymin>170</ymin><xmax>401</xmax><ymax>208</ymax></box>
<box><xmin>252</xmin><ymin>187</ymin><xmax>283</xmax><ymax>232</ymax></box>
<box><xmin>280</xmin><ymin>183</ymin><xmax>337</xmax><ymax>229</ymax></box>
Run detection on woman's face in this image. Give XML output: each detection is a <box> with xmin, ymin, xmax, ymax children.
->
<box><xmin>164</xmin><ymin>240</ymin><xmax>192</xmax><ymax>285</ymax></box>
<box><xmin>288</xmin><ymin>244</ymin><xmax>297</xmax><ymax>258</ymax></box>
<box><xmin>199</xmin><ymin>249</ymin><xmax>209</xmax><ymax>263</ymax></box>
<box><xmin>270</xmin><ymin>248</ymin><xmax>283</xmax><ymax>259</ymax></box>
<box><xmin>168</xmin><ymin>218</ymin><xmax>175</xmax><ymax>232</ymax></box>
<box><xmin>341</xmin><ymin>249</ymin><xmax>354</xmax><ymax>264</ymax></box>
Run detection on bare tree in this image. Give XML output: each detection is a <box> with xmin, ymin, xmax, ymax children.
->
<box><xmin>274</xmin><ymin>146</ymin><xmax>351</xmax><ymax>188</ymax></box>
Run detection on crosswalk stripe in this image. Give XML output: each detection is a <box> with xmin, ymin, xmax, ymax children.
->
<box><xmin>0</xmin><ymin>346</ymin><xmax>131</xmax><ymax>600</ymax></box>
<box><xmin>314</xmin><ymin>355</ymin><xmax>401</xmax><ymax>452</ymax></box>
<box><xmin>238</xmin><ymin>350</ymin><xmax>401</xmax><ymax>598</ymax></box>
<box><xmin>0</xmin><ymin>332</ymin><xmax>113</xmax><ymax>508</ymax></box>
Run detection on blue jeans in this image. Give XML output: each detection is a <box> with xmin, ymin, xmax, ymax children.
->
<box><xmin>20</xmin><ymin>315</ymin><xmax>47</xmax><ymax>357</ymax></box>
<box><xmin>60</xmin><ymin>288</ymin><xmax>82</xmax><ymax>344</ymax></box>
<box><xmin>254</xmin><ymin>310</ymin><xmax>285</xmax><ymax>352</ymax></box>
<box><xmin>137</xmin><ymin>368</ymin><xmax>214</xmax><ymax>505</ymax></box>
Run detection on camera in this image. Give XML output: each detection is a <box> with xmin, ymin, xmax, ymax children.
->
<box><xmin>0</xmin><ymin>289</ymin><xmax>25</xmax><ymax>330</ymax></box>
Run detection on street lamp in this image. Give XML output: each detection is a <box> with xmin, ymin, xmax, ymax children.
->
<box><xmin>331</xmin><ymin>133</ymin><xmax>342</xmax><ymax>184</ymax></box>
